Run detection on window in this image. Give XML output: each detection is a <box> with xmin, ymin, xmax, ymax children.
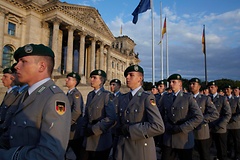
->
<box><xmin>8</xmin><ymin>22</ymin><xmax>16</xmax><ymax>36</ymax></box>
<box><xmin>2</xmin><ymin>45</ymin><xmax>14</xmax><ymax>68</ymax></box>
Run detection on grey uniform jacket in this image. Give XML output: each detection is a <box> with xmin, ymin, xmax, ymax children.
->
<box><xmin>209</xmin><ymin>94</ymin><xmax>231</xmax><ymax>133</ymax></box>
<box><xmin>67</xmin><ymin>88</ymin><xmax>84</xmax><ymax>140</ymax></box>
<box><xmin>159</xmin><ymin>91</ymin><xmax>203</xmax><ymax>149</ymax></box>
<box><xmin>82</xmin><ymin>87</ymin><xmax>116</xmax><ymax>151</ymax></box>
<box><xmin>115</xmin><ymin>87</ymin><xmax>165</xmax><ymax>160</ymax></box>
<box><xmin>194</xmin><ymin>94</ymin><xmax>219</xmax><ymax>140</ymax></box>
<box><xmin>227</xmin><ymin>96</ymin><xmax>240</xmax><ymax>129</ymax></box>
<box><xmin>0</xmin><ymin>86</ymin><xmax>19</xmax><ymax>124</ymax></box>
<box><xmin>0</xmin><ymin>79</ymin><xmax>71</xmax><ymax>160</ymax></box>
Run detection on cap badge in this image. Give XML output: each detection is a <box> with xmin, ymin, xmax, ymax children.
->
<box><xmin>24</xmin><ymin>44</ymin><xmax>33</xmax><ymax>54</ymax></box>
<box><xmin>177</xmin><ymin>75</ymin><xmax>180</xmax><ymax>79</ymax></box>
<box><xmin>73</xmin><ymin>74</ymin><xmax>76</xmax><ymax>78</ymax></box>
<box><xmin>134</xmin><ymin>65</ymin><xmax>138</xmax><ymax>71</ymax></box>
<box><xmin>98</xmin><ymin>70</ymin><xmax>101</xmax><ymax>75</ymax></box>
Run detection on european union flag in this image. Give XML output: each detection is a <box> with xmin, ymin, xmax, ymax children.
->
<box><xmin>132</xmin><ymin>0</ymin><xmax>151</xmax><ymax>24</ymax></box>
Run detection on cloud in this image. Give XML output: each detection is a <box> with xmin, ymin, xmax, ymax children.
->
<box><xmin>107</xmin><ymin>6</ymin><xmax>240</xmax><ymax>82</ymax></box>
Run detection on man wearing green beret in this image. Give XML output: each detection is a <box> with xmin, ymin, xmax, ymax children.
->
<box><xmin>159</xmin><ymin>73</ymin><xmax>203</xmax><ymax>160</ymax></box>
<box><xmin>189</xmin><ymin>78</ymin><xmax>219</xmax><ymax>160</ymax></box>
<box><xmin>233</xmin><ymin>86</ymin><xmax>239</xmax><ymax>98</ymax></box>
<box><xmin>208</xmin><ymin>81</ymin><xmax>231</xmax><ymax>160</ymax></box>
<box><xmin>81</xmin><ymin>69</ymin><xmax>116</xmax><ymax>160</ymax></box>
<box><xmin>225</xmin><ymin>85</ymin><xmax>240</xmax><ymax>159</ymax></box>
<box><xmin>0</xmin><ymin>44</ymin><xmax>71</xmax><ymax>160</ymax></box>
<box><xmin>65</xmin><ymin>72</ymin><xmax>84</xmax><ymax>160</ymax></box>
<box><xmin>115</xmin><ymin>65</ymin><xmax>165</xmax><ymax>160</ymax></box>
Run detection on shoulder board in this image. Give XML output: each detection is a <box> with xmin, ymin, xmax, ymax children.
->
<box><xmin>49</xmin><ymin>85</ymin><xmax>63</xmax><ymax>94</ymax></box>
<box><xmin>143</xmin><ymin>91</ymin><xmax>150</xmax><ymax>95</ymax></box>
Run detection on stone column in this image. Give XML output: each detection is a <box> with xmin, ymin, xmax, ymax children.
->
<box><xmin>90</xmin><ymin>38</ymin><xmax>96</xmax><ymax>72</ymax></box>
<box><xmin>106</xmin><ymin>47</ymin><xmax>112</xmax><ymax>80</ymax></box>
<box><xmin>66</xmin><ymin>26</ymin><xmax>74</xmax><ymax>73</ymax></box>
<box><xmin>20</xmin><ymin>18</ymin><xmax>27</xmax><ymax>46</ymax></box>
<box><xmin>52</xmin><ymin>19</ymin><xmax>60</xmax><ymax>70</ymax></box>
<box><xmin>0</xmin><ymin>8</ymin><xmax>7</xmax><ymax>67</ymax></box>
<box><xmin>99</xmin><ymin>42</ymin><xmax>104</xmax><ymax>70</ymax></box>
<box><xmin>78</xmin><ymin>33</ymin><xmax>86</xmax><ymax>75</ymax></box>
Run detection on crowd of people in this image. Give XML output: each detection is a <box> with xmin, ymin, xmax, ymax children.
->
<box><xmin>0</xmin><ymin>43</ymin><xmax>239</xmax><ymax>160</ymax></box>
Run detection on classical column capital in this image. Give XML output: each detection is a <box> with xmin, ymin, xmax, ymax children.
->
<box><xmin>51</xmin><ymin>17</ymin><xmax>62</xmax><ymax>25</ymax></box>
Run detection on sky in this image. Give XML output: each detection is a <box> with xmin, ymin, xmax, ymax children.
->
<box><xmin>61</xmin><ymin>0</ymin><xmax>240</xmax><ymax>82</ymax></box>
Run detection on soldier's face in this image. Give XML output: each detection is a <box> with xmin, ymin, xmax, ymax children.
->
<box><xmin>151</xmin><ymin>88</ymin><xmax>158</xmax><ymax>94</ymax></box>
<box><xmin>157</xmin><ymin>84</ymin><xmax>165</xmax><ymax>93</ymax></box>
<box><xmin>1</xmin><ymin>73</ymin><xmax>14</xmax><ymax>88</ymax></box>
<box><xmin>234</xmin><ymin>89</ymin><xmax>239</xmax><ymax>96</ymax></box>
<box><xmin>125</xmin><ymin>72</ymin><xmax>142</xmax><ymax>90</ymax></box>
<box><xmin>65</xmin><ymin>77</ymin><xmax>77</xmax><ymax>89</ymax></box>
<box><xmin>209</xmin><ymin>85</ymin><xmax>218</xmax><ymax>94</ymax></box>
<box><xmin>110</xmin><ymin>82</ymin><xmax>120</xmax><ymax>93</ymax></box>
<box><xmin>169</xmin><ymin>80</ymin><xmax>182</xmax><ymax>93</ymax></box>
<box><xmin>225</xmin><ymin>88</ymin><xmax>232</xmax><ymax>96</ymax></box>
<box><xmin>90</xmin><ymin>75</ymin><xmax>102</xmax><ymax>90</ymax></box>
<box><xmin>15</xmin><ymin>56</ymin><xmax>41</xmax><ymax>86</ymax></box>
<box><xmin>189</xmin><ymin>82</ymin><xmax>200</xmax><ymax>94</ymax></box>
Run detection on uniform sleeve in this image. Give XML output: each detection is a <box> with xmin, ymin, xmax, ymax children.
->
<box><xmin>204</xmin><ymin>96</ymin><xmax>219</xmax><ymax>123</ymax></box>
<box><xmin>217</xmin><ymin>97</ymin><xmax>231</xmax><ymax>128</ymax></box>
<box><xmin>71</xmin><ymin>91</ymin><xmax>83</xmax><ymax>124</ymax></box>
<box><xmin>129</xmin><ymin>94</ymin><xmax>165</xmax><ymax>141</ymax></box>
<box><xmin>231</xmin><ymin>98</ymin><xmax>240</xmax><ymax>122</ymax></box>
<box><xmin>180</xmin><ymin>95</ymin><xmax>203</xmax><ymax>134</ymax></box>
<box><xmin>10</xmin><ymin>93</ymin><xmax>71</xmax><ymax>160</ymax></box>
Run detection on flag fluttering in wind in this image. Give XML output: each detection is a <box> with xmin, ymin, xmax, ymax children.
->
<box><xmin>120</xmin><ymin>25</ymin><xmax>122</xmax><ymax>35</ymax></box>
<box><xmin>132</xmin><ymin>0</ymin><xmax>151</xmax><ymax>24</ymax></box>
<box><xmin>159</xmin><ymin>17</ymin><xmax>166</xmax><ymax>44</ymax></box>
<box><xmin>202</xmin><ymin>25</ymin><xmax>206</xmax><ymax>54</ymax></box>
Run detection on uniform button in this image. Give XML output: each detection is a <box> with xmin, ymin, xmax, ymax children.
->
<box><xmin>200</xmin><ymin>107</ymin><xmax>202</xmax><ymax>109</ymax></box>
<box><xmin>53</xmin><ymin>86</ymin><xmax>56</xmax><ymax>88</ymax></box>
<box><xmin>13</xmin><ymin>121</ymin><xmax>16</xmax><ymax>125</ymax></box>
<box><xmin>134</xmin><ymin>109</ymin><xmax>138</xmax><ymax>112</ymax></box>
<box><xmin>172</xmin><ymin>107</ymin><xmax>175</xmax><ymax>110</ymax></box>
<box><xmin>126</xmin><ymin>120</ymin><xmax>129</xmax><ymax>123</ymax></box>
<box><xmin>204</xmin><ymin>124</ymin><xmax>207</xmax><ymax>126</ymax></box>
<box><xmin>4</xmin><ymin>106</ymin><xmax>7</xmax><ymax>108</ymax></box>
<box><xmin>173</xmin><ymin>114</ymin><xmax>175</xmax><ymax>116</ymax></box>
<box><xmin>181</xmin><ymin>107</ymin><xmax>184</xmax><ymax>109</ymax></box>
<box><xmin>144</xmin><ymin>143</ymin><xmax>147</xmax><ymax>146</ymax></box>
<box><xmin>23</xmin><ymin>121</ymin><xmax>27</xmax><ymax>125</ymax></box>
<box><xmin>120</xmin><ymin>108</ymin><xmax>122</xmax><ymax>111</ymax></box>
<box><xmin>10</xmin><ymin>136</ymin><xmax>13</xmax><ymax>140</ymax></box>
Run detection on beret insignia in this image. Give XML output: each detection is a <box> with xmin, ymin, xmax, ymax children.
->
<box><xmin>98</xmin><ymin>70</ymin><xmax>101</xmax><ymax>75</ymax></box>
<box><xmin>55</xmin><ymin>101</ymin><xmax>66</xmax><ymax>115</ymax></box>
<box><xmin>24</xmin><ymin>44</ymin><xmax>33</xmax><ymax>54</ymax></box>
<box><xmin>134</xmin><ymin>65</ymin><xmax>138</xmax><ymax>71</ymax></box>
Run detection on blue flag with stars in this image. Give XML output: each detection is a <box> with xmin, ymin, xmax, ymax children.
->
<box><xmin>132</xmin><ymin>0</ymin><xmax>151</xmax><ymax>24</ymax></box>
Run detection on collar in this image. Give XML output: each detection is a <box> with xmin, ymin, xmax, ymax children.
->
<box><xmin>28</xmin><ymin>78</ymin><xmax>50</xmax><ymax>95</ymax></box>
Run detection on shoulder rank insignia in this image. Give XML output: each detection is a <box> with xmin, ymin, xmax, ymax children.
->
<box><xmin>75</xmin><ymin>94</ymin><xmax>80</xmax><ymax>99</ymax></box>
<box><xmin>150</xmin><ymin>99</ymin><xmax>156</xmax><ymax>106</ymax></box>
<box><xmin>55</xmin><ymin>101</ymin><xmax>66</xmax><ymax>115</ymax></box>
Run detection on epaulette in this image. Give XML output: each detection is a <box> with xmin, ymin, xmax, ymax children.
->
<box><xmin>143</xmin><ymin>91</ymin><xmax>151</xmax><ymax>95</ymax></box>
<box><xmin>49</xmin><ymin>85</ymin><xmax>63</xmax><ymax>94</ymax></box>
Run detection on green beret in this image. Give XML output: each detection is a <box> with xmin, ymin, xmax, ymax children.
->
<box><xmin>124</xmin><ymin>65</ymin><xmax>144</xmax><ymax>77</ymax></box>
<box><xmin>90</xmin><ymin>69</ymin><xmax>107</xmax><ymax>78</ymax></box>
<box><xmin>189</xmin><ymin>78</ymin><xmax>201</xmax><ymax>84</ymax></box>
<box><xmin>233</xmin><ymin>86</ymin><xmax>239</xmax><ymax>89</ymax></box>
<box><xmin>110</xmin><ymin>79</ymin><xmax>121</xmax><ymax>86</ymax></box>
<box><xmin>3</xmin><ymin>67</ymin><xmax>13</xmax><ymax>74</ymax></box>
<box><xmin>14</xmin><ymin>44</ymin><xmax>55</xmax><ymax>61</ymax></box>
<box><xmin>167</xmin><ymin>73</ymin><xmax>182</xmax><ymax>82</ymax></box>
<box><xmin>224</xmin><ymin>85</ymin><xmax>232</xmax><ymax>89</ymax></box>
<box><xmin>67</xmin><ymin>72</ymin><xmax>81</xmax><ymax>81</ymax></box>
<box><xmin>156</xmin><ymin>80</ymin><xmax>165</xmax><ymax>86</ymax></box>
<box><xmin>207</xmin><ymin>81</ymin><xmax>217</xmax><ymax>87</ymax></box>
<box><xmin>151</xmin><ymin>85</ymin><xmax>157</xmax><ymax>89</ymax></box>
<box><xmin>10</xmin><ymin>63</ymin><xmax>17</xmax><ymax>73</ymax></box>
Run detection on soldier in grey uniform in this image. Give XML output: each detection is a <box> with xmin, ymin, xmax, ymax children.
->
<box><xmin>115</xmin><ymin>65</ymin><xmax>165</xmax><ymax>160</ymax></box>
<box><xmin>81</xmin><ymin>69</ymin><xmax>116</xmax><ymax>160</ymax></box>
<box><xmin>0</xmin><ymin>44</ymin><xmax>71</xmax><ymax>160</ymax></box>
<box><xmin>109</xmin><ymin>79</ymin><xmax>122</xmax><ymax>160</ymax></box>
<box><xmin>0</xmin><ymin>67</ymin><xmax>19</xmax><ymax>128</ymax></box>
<box><xmin>208</xmin><ymin>81</ymin><xmax>231</xmax><ymax>160</ymax></box>
<box><xmin>233</xmin><ymin>86</ymin><xmax>239</xmax><ymax>98</ymax></box>
<box><xmin>189</xmin><ymin>78</ymin><xmax>219</xmax><ymax>160</ymax></box>
<box><xmin>0</xmin><ymin>64</ymin><xmax>28</xmax><ymax>149</ymax></box>
<box><xmin>225</xmin><ymin>85</ymin><xmax>240</xmax><ymax>160</ymax></box>
<box><xmin>65</xmin><ymin>72</ymin><xmax>84</xmax><ymax>160</ymax></box>
<box><xmin>159</xmin><ymin>74</ymin><xmax>203</xmax><ymax>160</ymax></box>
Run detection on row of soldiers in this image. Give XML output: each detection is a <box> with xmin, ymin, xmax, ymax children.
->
<box><xmin>0</xmin><ymin>43</ymin><xmax>239</xmax><ymax>160</ymax></box>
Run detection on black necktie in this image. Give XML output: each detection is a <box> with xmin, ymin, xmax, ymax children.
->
<box><xmin>23</xmin><ymin>91</ymin><xmax>29</xmax><ymax>102</ymax></box>
<box><xmin>173</xmin><ymin>94</ymin><xmax>176</xmax><ymax>102</ymax></box>
<box><xmin>129</xmin><ymin>93</ymin><xmax>133</xmax><ymax>100</ymax></box>
<box><xmin>92</xmin><ymin>92</ymin><xmax>96</xmax><ymax>99</ymax></box>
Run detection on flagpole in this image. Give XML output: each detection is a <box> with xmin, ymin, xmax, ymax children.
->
<box><xmin>166</xmin><ymin>17</ymin><xmax>169</xmax><ymax>79</ymax></box>
<box><xmin>203</xmin><ymin>25</ymin><xmax>208</xmax><ymax>85</ymax></box>
<box><xmin>160</xmin><ymin>2</ymin><xmax>163</xmax><ymax>80</ymax></box>
<box><xmin>151</xmin><ymin>0</ymin><xmax>155</xmax><ymax>85</ymax></box>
